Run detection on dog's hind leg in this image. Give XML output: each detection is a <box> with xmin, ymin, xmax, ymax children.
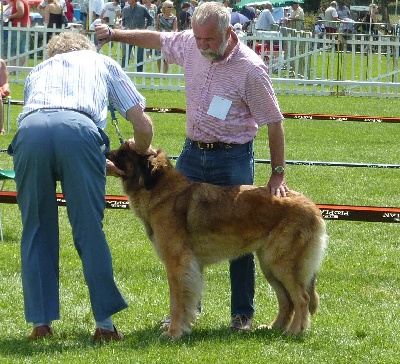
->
<box><xmin>263</xmin><ymin>260</ymin><xmax>312</xmax><ymax>335</ymax></box>
<box><xmin>307</xmin><ymin>273</ymin><xmax>319</xmax><ymax>315</ymax></box>
<box><xmin>257</xmin><ymin>253</ymin><xmax>294</xmax><ymax>331</ymax></box>
<box><xmin>282</xmin><ymin>281</ymin><xmax>311</xmax><ymax>335</ymax></box>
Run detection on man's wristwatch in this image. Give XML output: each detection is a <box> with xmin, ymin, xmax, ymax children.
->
<box><xmin>272</xmin><ymin>165</ymin><xmax>285</xmax><ymax>174</ymax></box>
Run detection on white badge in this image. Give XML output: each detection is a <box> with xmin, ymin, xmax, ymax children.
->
<box><xmin>207</xmin><ymin>96</ymin><xmax>232</xmax><ymax>121</ymax></box>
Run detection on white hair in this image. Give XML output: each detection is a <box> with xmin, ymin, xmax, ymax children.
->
<box><xmin>192</xmin><ymin>2</ymin><xmax>231</xmax><ymax>35</ymax></box>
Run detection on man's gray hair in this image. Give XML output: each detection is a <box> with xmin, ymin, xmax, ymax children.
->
<box><xmin>47</xmin><ymin>32</ymin><xmax>96</xmax><ymax>58</ymax></box>
<box><xmin>192</xmin><ymin>2</ymin><xmax>231</xmax><ymax>35</ymax></box>
<box><xmin>264</xmin><ymin>1</ymin><xmax>273</xmax><ymax>10</ymax></box>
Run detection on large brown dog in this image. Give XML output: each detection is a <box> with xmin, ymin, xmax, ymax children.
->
<box><xmin>107</xmin><ymin>143</ymin><xmax>327</xmax><ymax>339</ymax></box>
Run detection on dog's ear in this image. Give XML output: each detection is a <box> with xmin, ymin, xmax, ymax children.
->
<box><xmin>138</xmin><ymin>151</ymin><xmax>165</xmax><ymax>190</ymax></box>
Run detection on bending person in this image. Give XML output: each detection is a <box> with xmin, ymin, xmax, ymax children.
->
<box><xmin>10</xmin><ymin>32</ymin><xmax>153</xmax><ymax>343</ymax></box>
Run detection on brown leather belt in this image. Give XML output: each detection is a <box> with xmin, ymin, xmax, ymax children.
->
<box><xmin>190</xmin><ymin>139</ymin><xmax>233</xmax><ymax>150</ymax></box>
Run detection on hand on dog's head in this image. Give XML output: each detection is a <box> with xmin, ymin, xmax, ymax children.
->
<box><xmin>106</xmin><ymin>142</ymin><xmax>164</xmax><ymax>190</ymax></box>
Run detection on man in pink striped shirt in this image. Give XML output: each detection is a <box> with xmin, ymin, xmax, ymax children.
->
<box><xmin>97</xmin><ymin>1</ymin><xmax>289</xmax><ymax>333</ymax></box>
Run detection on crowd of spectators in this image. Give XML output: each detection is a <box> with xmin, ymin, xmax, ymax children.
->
<box><xmin>0</xmin><ymin>0</ymin><xmax>388</xmax><ymax>74</ymax></box>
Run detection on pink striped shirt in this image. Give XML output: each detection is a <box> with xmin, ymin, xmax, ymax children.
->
<box><xmin>160</xmin><ymin>30</ymin><xmax>284</xmax><ymax>144</ymax></box>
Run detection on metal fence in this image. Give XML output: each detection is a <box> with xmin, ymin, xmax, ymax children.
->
<box><xmin>3</xmin><ymin>24</ymin><xmax>400</xmax><ymax>97</ymax></box>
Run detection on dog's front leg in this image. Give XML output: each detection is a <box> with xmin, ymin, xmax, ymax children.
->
<box><xmin>162</xmin><ymin>264</ymin><xmax>187</xmax><ymax>340</ymax></box>
<box><xmin>161</xmin><ymin>252</ymin><xmax>202</xmax><ymax>340</ymax></box>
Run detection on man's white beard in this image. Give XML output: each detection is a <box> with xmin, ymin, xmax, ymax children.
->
<box><xmin>200</xmin><ymin>38</ymin><xmax>228</xmax><ymax>61</ymax></box>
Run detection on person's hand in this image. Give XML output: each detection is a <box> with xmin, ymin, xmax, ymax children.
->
<box><xmin>106</xmin><ymin>158</ymin><xmax>125</xmax><ymax>177</ymax></box>
<box><xmin>126</xmin><ymin>138</ymin><xmax>157</xmax><ymax>156</ymax></box>
<box><xmin>267</xmin><ymin>173</ymin><xmax>289</xmax><ymax>198</ymax></box>
<box><xmin>0</xmin><ymin>86</ymin><xmax>10</xmax><ymax>98</ymax></box>
<box><xmin>95</xmin><ymin>24</ymin><xmax>112</xmax><ymax>50</ymax></box>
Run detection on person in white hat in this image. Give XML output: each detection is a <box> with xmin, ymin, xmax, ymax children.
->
<box><xmin>233</xmin><ymin>22</ymin><xmax>245</xmax><ymax>37</ymax></box>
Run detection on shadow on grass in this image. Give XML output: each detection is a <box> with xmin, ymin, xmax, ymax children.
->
<box><xmin>0</xmin><ymin>325</ymin><xmax>307</xmax><ymax>359</ymax></box>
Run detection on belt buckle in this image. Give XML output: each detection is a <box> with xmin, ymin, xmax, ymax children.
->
<box><xmin>196</xmin><ymin>142</ymin><xmax>213</xmax><ymax>150</ymax></box>
<box><xmin>206</xmin><ymin>143</ymin><xmax>214</xmax><ymax>150</ymax></box>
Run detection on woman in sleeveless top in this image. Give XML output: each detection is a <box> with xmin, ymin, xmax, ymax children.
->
<box><xmin>45</xmin><ymin>0</ymin><xmax>63</xmax><ymax>40</ymax></box>
<box><xmin>155</xmin><ymin>0</ymin><xmax>177</xmax><ymax>73</ymax></box>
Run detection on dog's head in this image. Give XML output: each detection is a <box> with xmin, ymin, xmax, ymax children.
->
<box><xmin>106</xmin><ymin>143</ymin><xmax>168</xmax><ymax>190</ymax></box>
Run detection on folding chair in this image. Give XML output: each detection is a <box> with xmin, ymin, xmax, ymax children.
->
<box><xmin>0</xmin><ymin>168</ymin><xmax>15</xmax><ymax>241</ymax></box>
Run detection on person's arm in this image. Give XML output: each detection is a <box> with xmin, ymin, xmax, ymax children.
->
<box><xmin>8</xmin><ymin>0</ymin><xmax>25</xmax><ymax>21</ymax></box>
<box><xmin>266</xmin><ymin>10</ymin><xmax>275</xmax><ymax>25</ymax></box>
<box><xmin>0</xmin><ymin>60</ymin><xmax>10</xmax><ymax>97</ymax></box>
<box><xmin>37</xmin><ymin>1</ymin><xmax>46</xmax><ymax>16</ymax></box>
<box><xmin>100</xmin><ymin>7</ymin><xmax>106</xmax><ymax>20</ymax></box>
<box><xmin>96</xmin><ymin>24</ymin><xmax>163</xmax><ymax>49</ymax></box>
<box><xmin>125</xmin><ymin>104</ymin><xmax>154</xmax><ymax>154</ymax></box>
<box><xmin>44</xmin><ymin>5</ymin><xmax>51</xmax><ymax>24</ymax></box>
<box><xmin>333</xmin><ymin>10</ymin><xmax>340</xmax><ymax>22</ymax></box>
<box><xmin>93</xmin><ymin>1</ymin><xmax>101</xmax><ymax>20</ymax></box>
<box><xmin>106</xmin><ymin>105</ymin><xmax>154</xmax><ymax>177</ymax></box>
<box><xmin>173</xmin><ymin>16</ymin><xmax>178</xmax><ymax>32</ymax></box>
<box><xmin>105</xmin><ymin>102</ymin><xmax>154</xmax><ymax>176</ymax></box>
<box><xmin>266</xmin><ymin>121</ymin><xmax>289</xmax><ymax>197</ymax></box>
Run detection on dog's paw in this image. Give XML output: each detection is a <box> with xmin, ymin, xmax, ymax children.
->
<box><xmin>160</xmin><ymin>329</ymin><xmax>183</xmax><ymax>340</ymax></box>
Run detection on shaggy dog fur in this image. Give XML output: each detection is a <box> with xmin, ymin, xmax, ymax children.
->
<box><xmin>107</xmin><ymin>143</ymin><xmax>327</xmax><ymax>339</ymax></box>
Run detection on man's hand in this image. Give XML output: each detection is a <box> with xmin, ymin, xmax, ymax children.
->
<box><xmin>0</xmin><ymin>86</ymin><xmax>10</xmax><ymax>98</ymax></box>
<box><xmin>95</xmin><ymin>24</ymin><xmax>112</xmax><ymax>50</ymax></box>
<box><xmin>267</xmin><ymin>173</ymin><xmax>289</xmax><ymax>198</ymax></box>
<box><xmin>126</xmin><ymin>138</ymin><xmax>157</xmax><ymax>156</ymax></box>
<box><xmin>106</xmin><ymin>159</ymin><xmax>125</xmax><ymax>177</ymax></box>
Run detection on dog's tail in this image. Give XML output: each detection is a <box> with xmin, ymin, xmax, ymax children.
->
<box><xmin>307</xmin><ymin>273</ymin><xmax>319</xmax><ymax>315</ymax></box>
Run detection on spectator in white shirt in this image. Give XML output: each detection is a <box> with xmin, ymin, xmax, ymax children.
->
<box><xmin>93</xmin><ymin>0</ymin><xmax>105</xmax><ymax>20</ymax></box>
<box><xmin>255</xmin><ymin>1</ymin><xmax>276</xmax><ymax>31</ymax></box>
<box><xmin>101</xmin><ymin>0</ymin><xmax>121</xmax><ymax>27</ymax></box>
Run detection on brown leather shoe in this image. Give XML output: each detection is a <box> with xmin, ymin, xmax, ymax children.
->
<box><xmin>28</xmin><ymin>325</ymin><xmax>53</xmax><ymax>339</ymax></box>
<box><xmin>93</xmin><ymin>326</ymin><xmax>124</xmax><ymax>344</ymax></box>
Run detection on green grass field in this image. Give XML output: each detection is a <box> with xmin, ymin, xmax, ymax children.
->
<box><xmin>0</xmin><ymin>86</ymin><xmax>399</xmax><ymax>363</ymax></box>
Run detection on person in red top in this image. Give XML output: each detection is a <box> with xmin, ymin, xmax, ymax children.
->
<box><xmin>7</xmin><ymin>0</ymin><xmax>30</xmax><ymax>68</ymax></box>
<box><xmin>65</xmin><ymin>0</ymin><xmax>74</xmax><ymax>22</ymax></box>
<box><xmin>0</xmin><ymin>59</ymin><xmax>10</xmax><ymax>134</ymax></box>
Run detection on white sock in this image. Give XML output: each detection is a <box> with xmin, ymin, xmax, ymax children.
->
<box><xmin>95</xmin><ymin>317</ymin><xmax>114</xmax><ymax>331</ymax></box>
<box><xmin>33</xmin><ymin>322</ymin><xmax>51</xmax><ymax>328</ymax></box>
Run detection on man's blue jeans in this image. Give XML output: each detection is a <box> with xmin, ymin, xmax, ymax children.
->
<box><xmin>176</xmin><ymin>138</ymin><xmax>255</xmax><ymax>318</ymax></box>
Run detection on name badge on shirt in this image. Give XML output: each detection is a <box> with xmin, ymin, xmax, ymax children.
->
<box><xmin>207</xmin><ymin>96</ymin><xmax>232</xmax><ymax>121</ymax></box>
